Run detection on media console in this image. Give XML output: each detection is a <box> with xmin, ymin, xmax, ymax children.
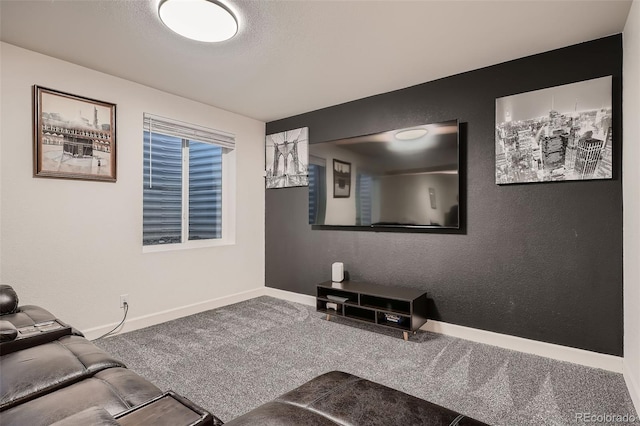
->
<box><xmin>316</xmin><ymin>280</ymin><xmax>428</xmax><ymax>340</ymax></box>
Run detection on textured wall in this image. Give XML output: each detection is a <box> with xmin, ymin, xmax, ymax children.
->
<box><xmin>266</xmin><ymin>35</ymin><xmax>623</xmax><ymax>356</ymax></box>
<box><xmin>0</xmin><ymin>43</ymin><xmax>266</xmax><ymax>333</ymax></box>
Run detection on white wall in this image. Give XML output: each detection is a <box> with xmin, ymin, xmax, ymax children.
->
<box><xmin>0</xmin><ymin>43</ymin><xmax>265</xmax><ymax>334</ymax></box>
<box><xmin>379</xmin><ymin>174</ymin><xmax>457</xmax><ymax>226</ymax></box>
<box><xmin>312</xmin><ymin>143</ymin><xmax>363</xmax><ymax>225</ymax></box>
<box><xmin>623</xmin><ymin>0</ymin><xmax>640</xmax><ymax>412</ymax></box>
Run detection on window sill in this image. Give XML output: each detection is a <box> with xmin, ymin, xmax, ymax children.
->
<box><xmin>142</xmin><ymin>238</ymin><xmax>235</xmax><ymax>254</ymax></box>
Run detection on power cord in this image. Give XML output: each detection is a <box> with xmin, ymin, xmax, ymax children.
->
<box><xmin>95</xmin><ymin>301</ymin><xmax>129</xmax><ymax>340</ymax></box>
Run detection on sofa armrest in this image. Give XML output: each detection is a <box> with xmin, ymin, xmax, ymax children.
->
<box><xmin>0</xmin><ymin>320</ymin><xmax>73</xmax><ymax>355</ymax></box>
<box><xmin>115</xmin><ymin>391</ymin><xmax>222</xmax><ymax>426</ymax></box>
<box><xmin>0</xmin><ymin>320</ymin><xmax>18</xmax><ymax>342</ymax></box>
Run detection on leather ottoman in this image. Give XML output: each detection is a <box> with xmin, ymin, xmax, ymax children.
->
<box><xmin>224</xmin><ymin>371</ymin><xmax>488</xmax><ymax>426</ymax></box>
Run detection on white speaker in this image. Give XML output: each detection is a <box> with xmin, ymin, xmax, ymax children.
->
<box><xmin>332</xmin><ymin>262</ymin><xmax>344</xmax><ymax>282</ymax></box>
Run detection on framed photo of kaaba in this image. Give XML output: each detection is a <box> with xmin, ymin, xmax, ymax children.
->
<box><xmin>34</xmin><ymin>86</ymin><xmax>116</xmax><ymax>182</ymax></box>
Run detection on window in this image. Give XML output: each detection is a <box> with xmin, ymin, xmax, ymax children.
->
<box><xmin>356</xmin><ymin>173</ymin><xmax>373</xmax><ymax>226</ymax></box>
<box><xmin>143</xmin><ymin>114</ymin><xmax>235</xmax><ymax>249</ymax></box>
<box><xmin>308</xmin><ymin>156</ymin><xmax>326</xmax><ymax>225</ymax></box>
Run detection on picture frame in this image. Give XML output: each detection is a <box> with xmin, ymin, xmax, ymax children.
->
<box><xmin>333</xmin><ymin>159</ymin><xmax>351</xmax><ymax>198</ymax></box>
<box><xmin>33</xmin><ymin>85</ymin><xmax>117</xmax><ymax>182</ymax></box>
<box><xmin>265</xmin><ymin>127</ymin><xmax>309</xmax><ymax>189</ymax></box>
<box><xmin>495</xmin><ymin>76</ymin><xmax>612</xmax><ymax>184</ymax></box>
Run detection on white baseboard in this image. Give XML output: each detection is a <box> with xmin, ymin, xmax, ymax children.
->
<box><xmin>264</xmin><ymin>287</ymin><xmax>623</xmax><ymax>373</ymax></box>
<box><xmin>424</xmin><ymin>320</ymin><xmax>622</xmax><ymax>373</ymax></box>
<box><xmin>83</xmin><ymin>287</ymin><xmax>265</xmax><ymax>341</ymax></box>
<box><xmin>264</xmin><ymin>287</ymin><xmax>317</xmax><ymax>306</ymax></box>
<box><xmin>624</xmin><ymin>361</ymin><xmax>640</xmax><ymax>414</ymax></box>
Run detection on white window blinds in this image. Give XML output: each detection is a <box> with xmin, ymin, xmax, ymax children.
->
<box><xmin>143</xmin><ymin>113</ymin><xmax>235</xmax><ymax>149</ymax></box>
<box><xmin>142</xmin><ymin>113</ymin><xmax>234</xmax><ymax>246</ymax></box>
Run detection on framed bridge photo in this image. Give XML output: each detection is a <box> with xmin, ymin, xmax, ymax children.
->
<box><xmin>265</xmin><ymin>127</ymin><xmax>309</xmax><ymax>189</ymax></box>
<box><xmin>33</xmin><ymin>86</ymin><xmax>117</xmax><ymax>182</ymax></box>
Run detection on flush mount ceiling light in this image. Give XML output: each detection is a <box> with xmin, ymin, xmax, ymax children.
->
<box><xmin>395</xmin><ymin>128</ymin><xmax>428</xmax><ymax>141</ymax></box>
<box><xmin>388</xmin><ymin>127</ymin><xmax>431</xmax><ymax>153</ymax></box>
<box><xmin>158</xmin><ymin>0</ymin><xmax>238</xmax><ymax>42</ymax></box>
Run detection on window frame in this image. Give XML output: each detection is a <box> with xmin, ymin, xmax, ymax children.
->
<box><xmin>142</xmin><ymin>114</ymin><xmax>236</xmax><ymax>253</ymax></box>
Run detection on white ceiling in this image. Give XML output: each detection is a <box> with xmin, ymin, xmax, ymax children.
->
<box><xmin>0</xmin><ymin>0</ymin><xmax>633</xmax><ymax>122</ymax></box>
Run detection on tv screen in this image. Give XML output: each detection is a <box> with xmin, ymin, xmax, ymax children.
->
<box><xmin>308</xmin><ymin>119</ymin><xmax>460</xmax><ymax>230</ymax></box>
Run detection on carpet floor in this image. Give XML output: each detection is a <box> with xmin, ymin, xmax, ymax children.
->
<box><xmin>95</xmin><ymin>296</ymin><xmax>637</xmax><ymax>425</ymax></box>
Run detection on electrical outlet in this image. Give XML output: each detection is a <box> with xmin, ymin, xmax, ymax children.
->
<box><xmin>120</xmin><ymin>294</ymin><xmax>129</xmax><ymax>309</ymax></box>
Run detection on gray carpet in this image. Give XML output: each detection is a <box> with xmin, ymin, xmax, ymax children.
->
<box><xmin>95</xmin><ymin>296</ymin><xmax>637</xmax><ymax>425</ymax></box>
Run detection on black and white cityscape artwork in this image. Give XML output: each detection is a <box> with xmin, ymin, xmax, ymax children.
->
<box><xmin>495</xmin><ymin>76</ymin><xmax>612</xmax><ymax>184</ymax></box>
<box><xmin>265</xmin><ymin>127</ymin><xmax>309</xmax><ymax>188</ymax></box>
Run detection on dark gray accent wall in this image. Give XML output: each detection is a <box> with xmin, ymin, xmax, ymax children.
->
<box><xmin>265</xmin><ymin>35</ymin><xmax>623</xmax><ymax>356</ymax></box>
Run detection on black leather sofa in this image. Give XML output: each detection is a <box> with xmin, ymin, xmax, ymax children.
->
<box><xmin>1</xmin><ymin>285</ymin><xmax>488</xmax><ymax>426</ymax></box>
<box><xmin>0</xmin><ymin>285</ymin><xmax>218</xmax><ymax>426</ymax></box>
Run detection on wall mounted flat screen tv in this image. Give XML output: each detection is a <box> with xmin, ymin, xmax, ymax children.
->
<box><xmin>308</xmin><ymin>119</ymin><xmax>460</xmax><ymax>231</ymax></box>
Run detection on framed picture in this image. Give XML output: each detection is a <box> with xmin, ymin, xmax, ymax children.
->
<box><xmin>34</xmin><ymin>86</ymin><xmax>117</xmax><ymax>182</ymax></box>
<box><xmin>495</xmin><ymin>76</ymin><xmax>612</xmax><ymax>184</ymax></box>
<box><xmin>265</xmin><ymin>127</ymin><xmax>309</xmax><ymax>188</ymax></box>
<box><xmin>333</xmin><ymin>159</ymin><xmax>351</xmax><ymax>198</ymax></box>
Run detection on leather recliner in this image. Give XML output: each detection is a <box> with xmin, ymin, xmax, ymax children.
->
<box><xmin>0</xmin><ymin>285</ymin><xmax>218</xmax><ymax>426</ymax></box>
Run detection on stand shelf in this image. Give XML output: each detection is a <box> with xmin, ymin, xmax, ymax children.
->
<box><xmin>316</xmin><ymin>281</ymin><xmax>428</xmax><ymax>341</ymax></box>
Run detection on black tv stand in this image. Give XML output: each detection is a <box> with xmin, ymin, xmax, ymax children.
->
<box><xmin>316</xmin><ymin>280</ymin><xmax>428</xmax><ymax>341</ymax></box>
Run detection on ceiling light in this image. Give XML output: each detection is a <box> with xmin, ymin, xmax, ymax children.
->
<box><xmin>395</xmin><ymin>128</ymin><xmax>428</xmax><ymax>141</ymax></box>
<box><xmin>159</xmin><ymin>0</ymin><xmax>238</xmax><ymax>43</ymax></box>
